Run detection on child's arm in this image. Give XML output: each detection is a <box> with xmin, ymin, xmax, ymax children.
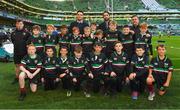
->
<box><xmin>148</xmin><ymin>58</ymin><xmax>154</xmax><ymax>78</ymax></box>
<box><xmin>20</xmin><ymin>66</ymin><xmax>31</xmax><ymax>78</ymax></box>
<box><xmin>164</xmin><ymin>60</ymin><xmax>173</xmax><ymax>87</ymax></box>
<box><xmin>32</xmin><ymin>68</ymin><xmax>41</xmax><ymax>78</ymax></box>
<box><xmin>164</xmin><ymin>72</ymin><xmax>172</xmax><ymax>87</ymax></box>
<box><xmin>103</xmin><ymin>56</ymin><xmax>109</xmax><ymax>75</ymax></box>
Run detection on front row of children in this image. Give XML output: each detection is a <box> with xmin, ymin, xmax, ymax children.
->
<box><xmin>18</xmin><ymin>42</ymin><xmax>173</xmax><ymax>101</ymax></box>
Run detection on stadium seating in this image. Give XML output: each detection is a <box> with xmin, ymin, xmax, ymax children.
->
<box><xmin>141</xmin><ymin>0</ymin><xmax>166</xmax><ymax>11</ymax></box>
<box><xmin>21</xmin><ymin>0</ymin><xmax>145</xmax><ymax>11</ymax></box>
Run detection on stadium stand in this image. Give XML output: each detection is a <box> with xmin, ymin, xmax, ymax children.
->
<box><xmin>141</xmin><ymin>0</ymin><xmax>166</xmax><ymax>11</ymax></box>
<box><xmin>20</xmin><ymin>0</ymin><xmax>145</xmax><ymax>11</ymax></box>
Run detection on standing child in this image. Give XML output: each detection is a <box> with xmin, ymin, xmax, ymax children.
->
<box><xmin>120</xmin><ymin>25</ymin><xmax>134</xmax><ymax>61</ymax></box>
<box><xmin>147</xmin><ymin>45</ymin><xmax>173</xmax><ymax>101</ymax></box>
<box><xmin>44</xmin><ymin>24</ymin><xmax>58</xmax><ymax>56</ymax></box>
<box><xmin>105</xmin><ymin>20</ymin><xmax>121</xmax><ymax>58</ymax></box>
<box><xmin>27</xmin><ymin>25</ymin><xmax>44</xmax><ymax>57</ymax></box>
<box><xmin>129</xmin><ymin>46</ymin><xmax>149</xmax><ymax>100</ymax></box>
<box><xmin>69</xmin><ymin>27</ymin><xmax>82</xmax><ymax>55</ymax></box>
<box><xmin>58</xmin><ymin>46</ymin><xmax>72</xmax><ymax>97</ymax></box>
<box><xmin>134</xmin><ymin>23</ymin><xmax>153</xmax><ymax>58</ymax></box>
<box><xmin>42</xmin><ymin>47</ymin><xmax>59</xmax><ymax>90</ymax></box>
<box><xmin>93</xmin><ymin>29</ymin><xmax>106</xmax><ymax>54</ymax></box>
<box><xmin>58</xmin><ymin>25</ymin><xmax>70</xmax><ymax>49</ymax></box>
<box><xmin>18</xmin><ymin>44</ymin><xmax>42</xmax><ymax>101</ymax></box>
<box><xmin>90</xmin><ymin>22</ymin><xmax>97</xmax><ymax>38</ymax></box>
<box><xmin>82</xmin><ymin>26</ymin><xmax>94</xmax><ymax>58</ymax></box>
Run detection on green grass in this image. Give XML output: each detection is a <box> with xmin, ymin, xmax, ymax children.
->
<box><xmin>0</xmin><ymin>36</ymin><xmax>180</xmax><ymax>109</ymax></box>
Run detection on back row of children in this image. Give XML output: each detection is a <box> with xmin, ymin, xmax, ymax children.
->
<box><xmin>18</xmin><ymin>20</ymin><xmax>173</xmax><ymax>102</ymax></box>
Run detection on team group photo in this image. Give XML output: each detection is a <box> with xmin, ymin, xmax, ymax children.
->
<box><xmin>0</xmin><ymin>0</ymin><xmax>179</xmax><ymax>109</ymax></box>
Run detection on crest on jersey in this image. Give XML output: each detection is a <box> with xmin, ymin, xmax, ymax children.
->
<box><xmin>123</xmin><ymin>57</ymin><xmax>126</xmax><ymax>60</ymax></box>
<box><xmin>164</xmin><ymin>63</ymin><xmax>169</xmax><ymax>68</ymax></box>
<box><xmin>52</xmin><ymin>60</ymin><xmax>55</xmax><ymax>64</ymax></box>
<box><xmin>34</xmin><ymin>60</ymin><xmax>38</xmax><ymax>64</ymax></box>
<box><xmin>27</xmin><ymin>60</ymin><xmax>30</xmax><ymax>63</ymax></box>
<box><xmin>23</xmin><ymin>32</ymin><xmax>26</xmax><ymax>36</ymax></box>
<box><xmin>154</xmin><ymin>62</ymin><xmax>158</xmax><ymax>65</ymax></box>
<box><xmin>38</xmin><ymin>40</ymin><xmax>41</xmax><ymax>43</ymax></box>
<box><xmin>114</xmin><ymin>57</ymin><xmax>118</xmax><ymax>61</ymax></box>
<box><xmin>99</xmin><ymin>58</ymin><xmax>102</xmax><ymax>62</ymax></box>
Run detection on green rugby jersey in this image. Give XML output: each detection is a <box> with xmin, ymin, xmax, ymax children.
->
<box><xmin>20</xmin><ymin>54</ymin><xmax>42</xmax><ymax>73</ymax></box>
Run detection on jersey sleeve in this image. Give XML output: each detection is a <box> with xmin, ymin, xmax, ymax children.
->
<box><xmin>144</xmin><ymin>56</ymin><xmax>149</xmax><ymax>68</ymax></box>
<box><xmin>129</xmin><ymin>55</ymin><xmax>136</xmax><ymax>74</ymax></box>
<box><xmin>36</xmin><ymin>56</ymin><xmax>42</xmax><ymax>68</ymax></box>
<box><xmin>103</xmin><ymin>54</ymin><xmax>109</xmax><ymax>73</ymax></box>
<box><xmin>149</xmin><ymin>58</ymin><xmax>155</xmax><ymax>69</ymax></box>
<box><xmin>108</xmin><ymin>54</ymin><xmax>113</xmax><ymax>72</ymax></box>
<box><xmin>68</xmin><ymin>57</ymin><xmax>74</xmax><ymax>77</ymax></box>
<box><xmin>20</xmin><ymin>56</ymin><xmax>27</xmax><ymax>67</ymax></box>
<box><xmin>168</xmin><ymin>59</ymin><xmax>173</xmax><ymax>72</ymax></box>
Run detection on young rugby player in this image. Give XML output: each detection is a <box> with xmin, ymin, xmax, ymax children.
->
<box><xmin>58</xmin><ymin>25</ymin><xmax>70</xmax><ymax>49</ymax></box>
<box><xmin>69</xmin><ymin>27</ymin><xmax>82</xmax><ymax>55</ymax></box>
<box><xmin>58</xmin><ymin>46</ymin><xmax>72</xmax><ymax>97</ymax></box>
<box><xmin>90</xmin><ymin>22</ymin><xmax>97</xmax><ymax>38</ymax></box>
<box><xmin>87</xmin><ymin>42</ymin><xmax>108</xmax><ymax>94</ymax></box>
<box><xmin>108</xmin><ymin>41</ymin><xmax>129</xmax><ymax>95</ymax></box>
<box><xmin>69</xmin><ymin>45</ymin><xmax>90</xmax><ymax>97</ymax></box>
<box><xmin>27</xmin><ymin>25</ymin><xmax>44</xmax><ymax>57</ymax></box>
<box><xmin>44</xmin><ymin>24</ymin><xmax>58</xmax><ymax>56</ymax></box>
<box><xmin>120</xmin><ymin>25</ymin><xmax>134</xmax><ymax>61</ymax></box>
<box><xmin>93</xmin><ymin>29</ymin><xmax>106</xmax><ymax>54</ymax></box>
<box><xmin>129</xmin><ymin>46</ymin><xmax>149</xmax><ymax>100</ymax></box>
<box><xmin>134</xmin><ymin>23</ymin><xmax>153</xmax><ymax>58</ymax></box>
<box><xmin>147</xmin><ymin>44</ymin><xmax>173</xmax><ymax>101</ymax></box>
<box><xmin>42</xmin><ymin>47</ymin><xmax>59</xmax><ymax>90</ymax></box>
<box><xmin>105</xmin><ymin>20</ymin><xmax>121</xmax><ymax>58</ymax></box>
<box><xmin>82</xmin><ymin>26</ymin><xmax>94</xmax><ymax>58</ymax></box>
<box><xmin>18</xmin><ymin>44</ymin><xmax>42</xmax><ymax>101</ymax></box>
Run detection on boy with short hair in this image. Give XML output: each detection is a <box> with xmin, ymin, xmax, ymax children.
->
<box><xmin>82</xmin><ymin>26</ymin><xmax>94</xmax><ymax>58</ymax></box>
<box><xmin>42</xmin><ymin>47</ymin><xmax>59</xmax><ymax>90</ymax></box>
<box><xmin>105</xmin><ymin>20</ymin><xmax>121</xmax><ymax>58</ymax></box>
<box><xmin>134</xmin><ymin>23</ymin><xmax>153</xmax><ymax>58</ymax></box>
<box><xmin>120</xmin><ymin>25</ymin><xmax>134</xmax><ymax>61</ymax></box>
<box><xmin>108</xmin><ymin>41</ymin><xmax>129</xmax><ymax>95</ymax></box>
<box><xmin>69</xmin><ymin>45</ymin><xmax>90</xmax><ymax>97</ymax></box>
<box><xmin>93</xmin><ymin>29</ymin><xmax>106</xmax><ymax>53</ymax></box>
<box><xmin>44</xmin><ymin>24</ymin><xmax>58</xmax><ymax>56</ymax></box>
<box><xmin>58</xmin><ymin>25</ymin><xmax>70</xmax><ymax>49</ymax></box>
<box><xmin>129</xmin><ymin>46</ymin><xmax>149</xmax><ymax>100</ymax></box>
<box><xmin>18</xmin><ymin>44</ymin><xmax>42</xmax><ymax>101</ymax></box>
<box><xmin>27</xmin><ymin>25</ymin><xmax>44</xmax><ymax>57</ymax></box>
<box><xmin>58</xmin><ymin>46</ymin><xmax>72</xmax><ymax>97</ymax></box>
<box><xmin>147</xmin><ymin>45</ymin><xmax>173</xmax><ymax>101</ymax></box>
<box><xmin>87</xmin><ymin>42</ymin><xmax>109</xmax><ymax>93</ymax></box>
<box><xmin>90</xmin><ymin>22</ymin><xmax>97</xmax><ymax>38</ymax></box>
<box><xmin>69</xmin><ymin>27</ymin><xmax>82</xmax><ymax>55</ymax></box>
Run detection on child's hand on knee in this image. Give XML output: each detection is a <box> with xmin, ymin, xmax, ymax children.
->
<box><xmin>73</xmin><ymin>78</ymin><xmax>77</xmax><ymax>83</ymax></box>
<box><xmin>129</xmin><ymin>73</ymin><xmax>136</xmax><ymax>80</ymax></box>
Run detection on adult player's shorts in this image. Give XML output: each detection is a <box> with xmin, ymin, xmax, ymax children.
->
<box><xmin>13</xmin><ymin>54</ymin><xmax>25</xmax><ymax>64</ymax></box>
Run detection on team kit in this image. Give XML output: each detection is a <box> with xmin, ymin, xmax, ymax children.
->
<box><xmin>11</xmin><ymin>17</ymin><xmax>173</xmax><ymax>102</ymax></box>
